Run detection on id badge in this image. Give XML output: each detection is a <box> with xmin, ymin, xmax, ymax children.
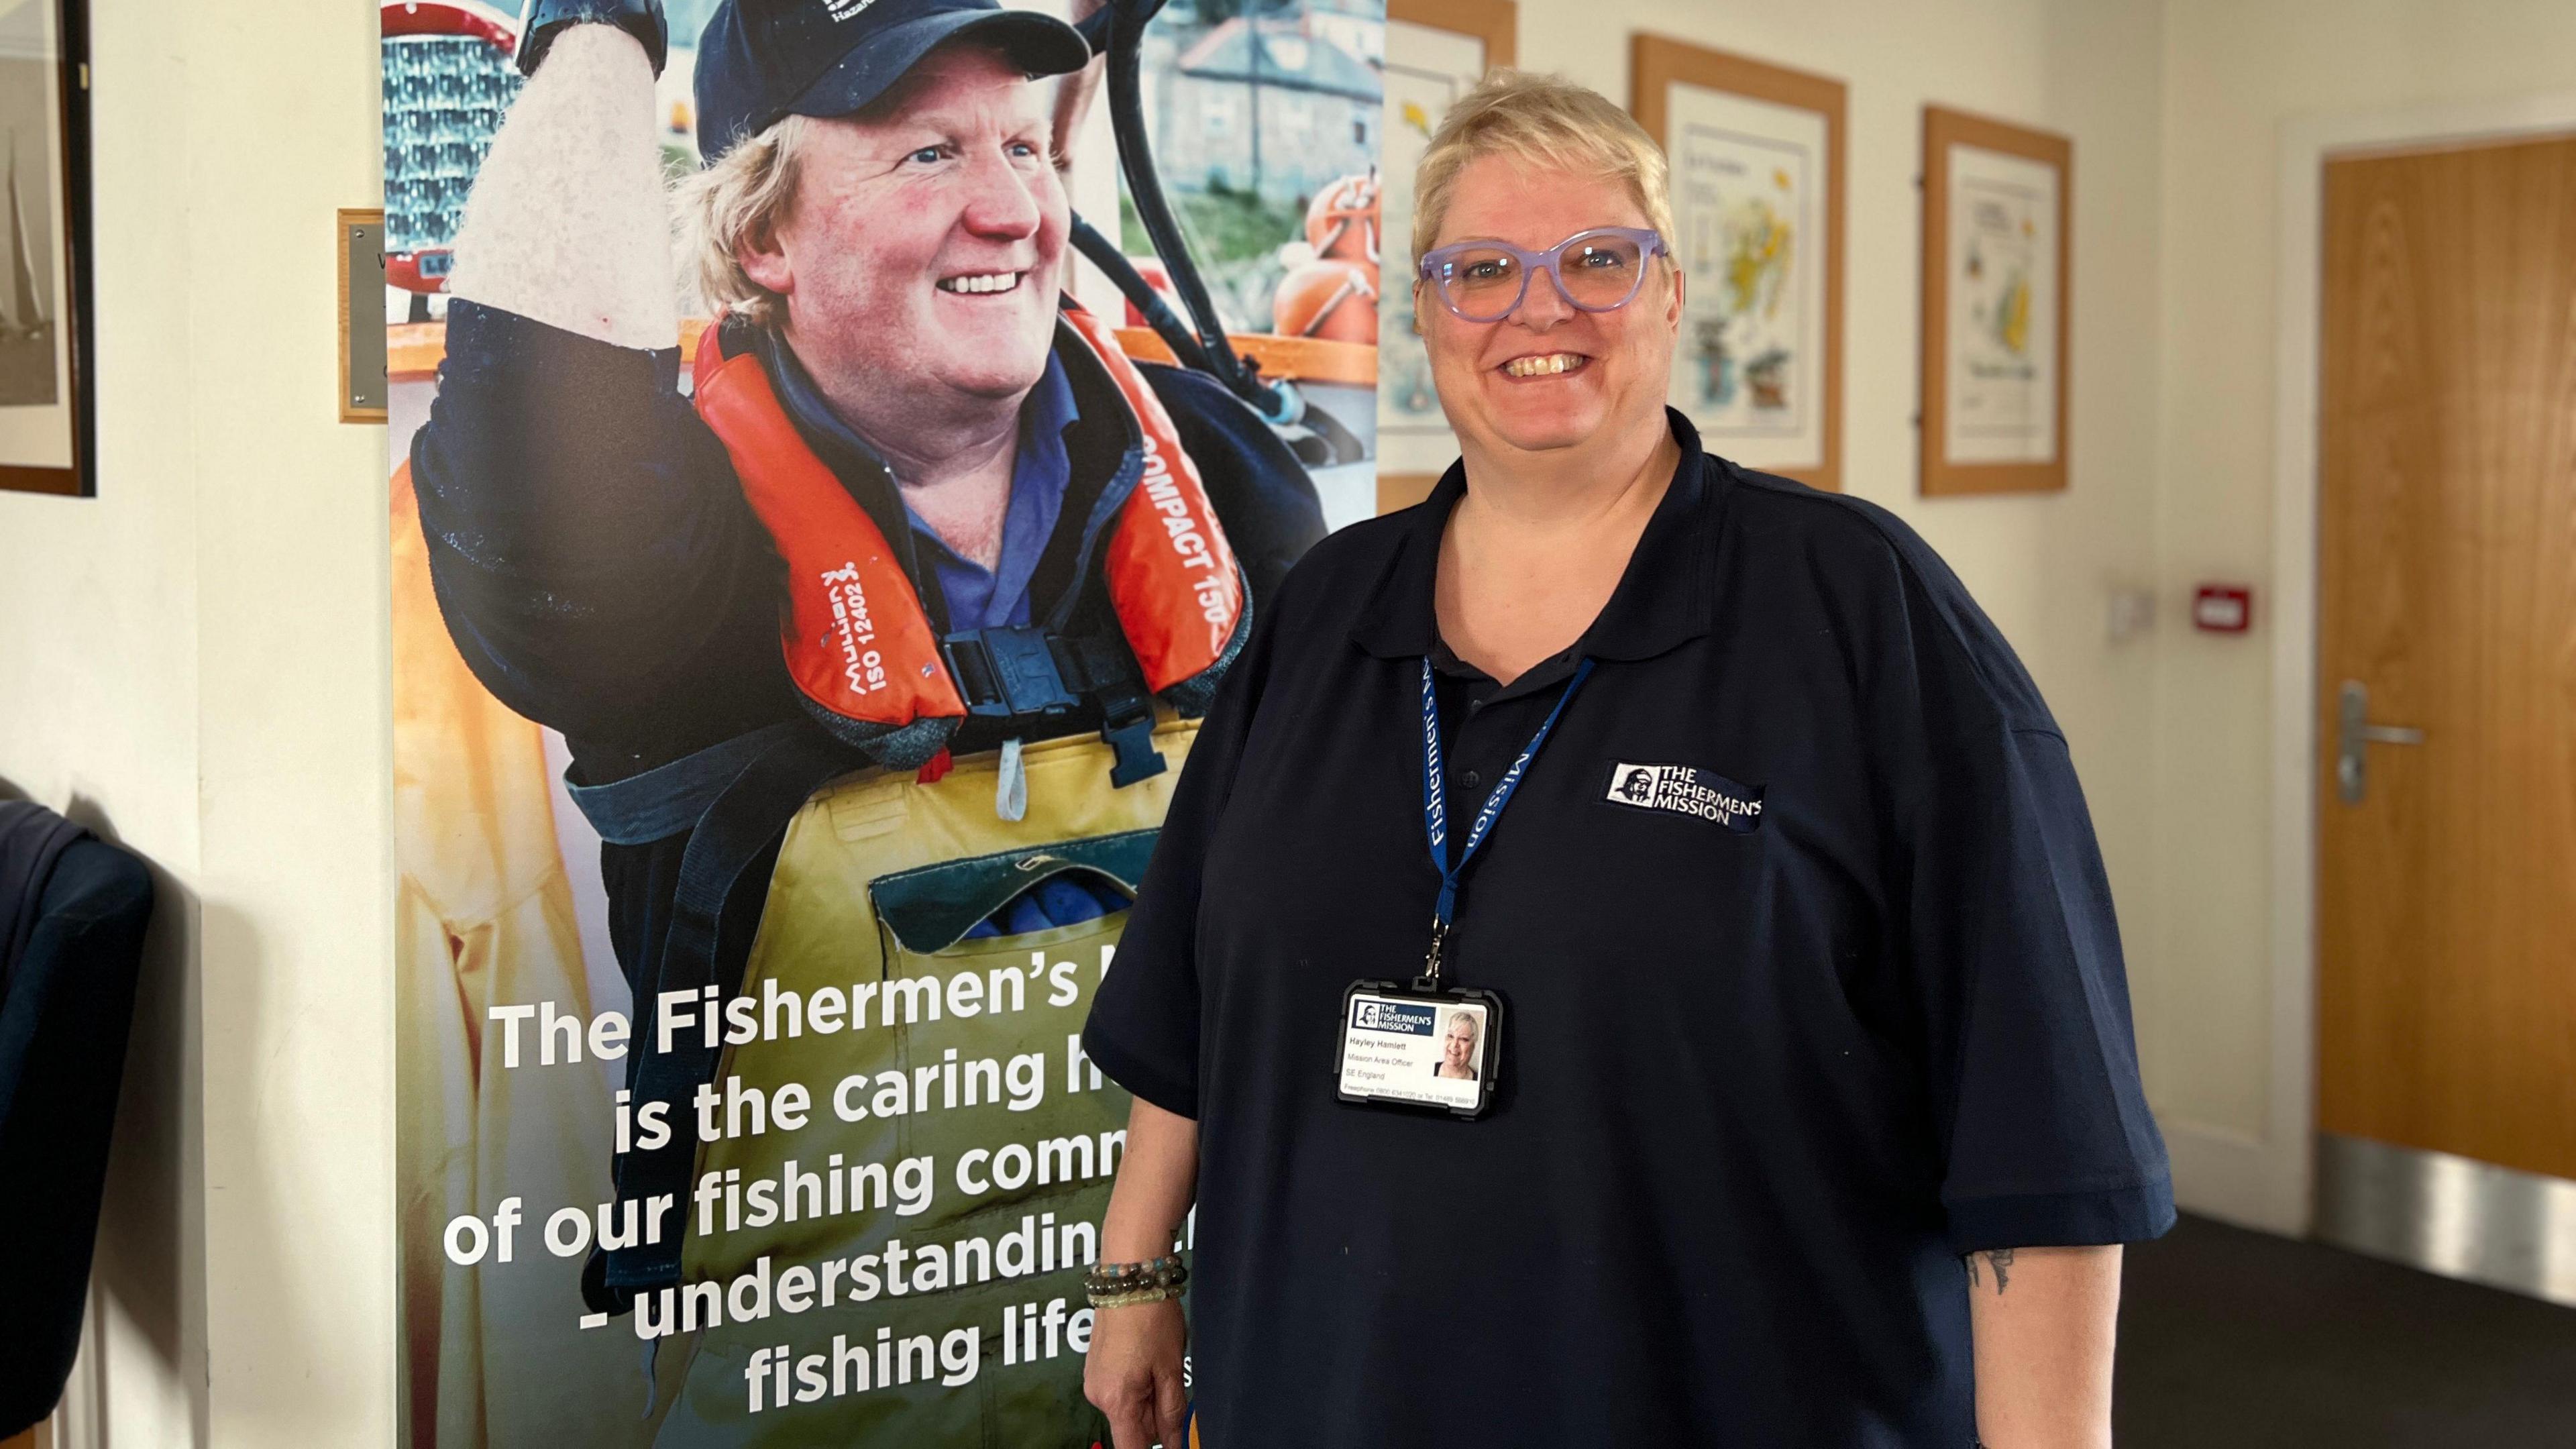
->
<box><xmin>1334</xmin><ymin>981</ymin><xmax>1504</xmax><ymax>1119</ymax></box>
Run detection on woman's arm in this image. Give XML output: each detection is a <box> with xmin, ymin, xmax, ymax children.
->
<box><xmin>1966</xmin><ymin>1244</ymin><xmax>2123</xmax><ymax>1449</ymax></box>
<box><xmin>1085</xmin><ymin>1096</ymin><xmax>1200</xmax><ymax>1449</ymax></box>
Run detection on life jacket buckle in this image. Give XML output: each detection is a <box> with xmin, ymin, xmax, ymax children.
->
<box><xmin>944</xmin><ymin>626</ymin><xmax>1081</xmax><ymax>719</ymax></box>
<box><xmin>942</xmin><ymin>626</ymin><xmax>1169</xmax><ymax>788</ymax></box>
<box><xmin>1100</xmin><ymin>705</ymin><xmax>1168</xmax><ymax>788</ymax></box>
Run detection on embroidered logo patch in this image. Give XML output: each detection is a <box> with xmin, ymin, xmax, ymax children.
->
<box><xmin>1605</xmin><ymin>762</ymin><xmax>1764</xmax><ymax>832</ymax></box>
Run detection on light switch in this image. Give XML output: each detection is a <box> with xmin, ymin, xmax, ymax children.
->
<box><xmin>2106</xmin><ymin>587</ymin><xmax>2156</xmax><ymax>643</ymax></box>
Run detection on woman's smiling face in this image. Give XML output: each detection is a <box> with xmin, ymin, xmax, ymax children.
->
<box><xmin>1416</xmin><ymin>155</ymin><xmax>1682</xmax><ymax>463</ymax></box>
<box><xmin>1444</xmin><ymin>1015</ymin><xmax>1477</xmax><ymax>1069</ymax></box>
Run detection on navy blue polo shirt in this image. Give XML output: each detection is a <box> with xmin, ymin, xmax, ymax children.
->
<box><xmin>1082</xmin><ymin>410</ymin><xmax>2171</xmax><ymax>1447</ymax></box>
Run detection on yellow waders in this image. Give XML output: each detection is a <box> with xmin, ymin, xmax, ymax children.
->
<box><xmin>641</xmin><ymin>720</ymin><xmax>1197</xmax><ymax>1446</ymax></box>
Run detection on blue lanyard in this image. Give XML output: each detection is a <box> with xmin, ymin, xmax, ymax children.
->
<box><xmin>1418</xmin><ymin>654</ymin><xmax>1595</xmax><ymax>986</ymax></box>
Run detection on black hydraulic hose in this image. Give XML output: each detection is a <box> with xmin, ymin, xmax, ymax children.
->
<box><xmin>1069</xmin><ymin>213</ymin><xmax>1224</xmax><ymax>378</ymax></box>
<box><xmin>1073</xmin><ymin>5</ymin><xmax>1114</xmax><ymax>54</ymax></box>
<box><xmin>1100</xmin><ymin>0</ymin><xmax>1288</xmax><ymax>418</ymax></box>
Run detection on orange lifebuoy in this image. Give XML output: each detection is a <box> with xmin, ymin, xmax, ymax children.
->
<box><xmin>1272</xmin><ymin>258</ymin><xmax>1380</xmax><ymax>345</ymax></box>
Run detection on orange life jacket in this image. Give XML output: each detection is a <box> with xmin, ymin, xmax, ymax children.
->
<box><xmin>580</xmin><ymin>305</ymin><xmax>1252</xmax><ymax>1313</ymax></box>
<box><xmin>687</xmin><ymin>301</ymin><xmax>1246</xmax><ymax>769</ymax></box>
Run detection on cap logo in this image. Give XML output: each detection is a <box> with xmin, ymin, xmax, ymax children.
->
<box><xmin>824</xmin><ymin>0</ymin><xmax>877</xmax><ymax>18</ymax></box>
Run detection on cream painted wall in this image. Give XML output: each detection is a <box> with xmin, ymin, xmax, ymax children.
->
<box><xmin>0</xmin><ymin>0</ymin><xmax>391</xmax><ymax>1445</ymax></box>
<box><xmin>2147</xmin><ymin>0</ymin><xmax>2576</xmax><ymax>1224</ymax></box>
<box><xmin>183</xmin><ymin>0</ymin><xmax>398</xmax><ymax>1435</ymax></box>
<box><xmin>0</xmin><ymin>1</ymin><xmax>207</xmax><ymax>1443</ymax></box>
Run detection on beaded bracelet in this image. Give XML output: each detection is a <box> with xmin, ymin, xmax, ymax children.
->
<box><xmin>1085</xmin><ymin>1253</ymin><xmax>1188</xmax><ymax>1308</ymax></box>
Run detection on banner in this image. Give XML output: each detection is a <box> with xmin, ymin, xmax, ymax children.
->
<box><xmin>382</xmin><ymin>1</ymin><xmax>1383</xmax><ymax>1442</ymax></box>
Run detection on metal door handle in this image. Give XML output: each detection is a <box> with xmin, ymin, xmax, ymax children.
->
<box><xmin>2337</xmin><ymin>680</ymin><xmax>2425</xmax><ymax>804</ymax></box>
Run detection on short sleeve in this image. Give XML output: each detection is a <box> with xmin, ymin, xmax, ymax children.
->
<box><xmin>1873</xmin><ymin>545</ymin><xmax>2174</xmax><ymax>1253</ymax></box>
<box><xmin>1081</xmin><ymin>581</ymin><xmax>1284</xmax><ymax>1120</ymax></box>
<box><xmin>1909</xmin><ymin>723</ymin><xmax>2174</xmax><ymax>1252</ymax></box>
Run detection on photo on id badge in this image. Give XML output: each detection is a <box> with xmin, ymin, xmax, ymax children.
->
<box><xmin>1336</xmin><ymin>986</ymin><xmax>1499</xmax><ymax>1117</ymax></box>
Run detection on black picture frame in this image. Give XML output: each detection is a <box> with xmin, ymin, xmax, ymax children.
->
<box><xmin>1</xmin><ymin>0</ymin><xmax>93</xmax><ymax>497</ymax></box>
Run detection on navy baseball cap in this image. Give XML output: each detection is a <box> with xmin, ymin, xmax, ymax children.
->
<box><xmin>694</xmin><ymin>0</ymin><xmax>1091</xmax><ymax>162</ymax></box>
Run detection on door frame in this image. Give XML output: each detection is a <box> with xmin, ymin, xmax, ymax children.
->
<box><xmin>2253</xmin><ymin>90</ymin><xmax>2576</xmax><ymax>1236</ymax></box>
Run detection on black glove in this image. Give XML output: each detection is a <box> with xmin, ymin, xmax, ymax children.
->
<box><xmin>515</xmin><ymin>0</ymin><xmax>669</xmax><ymax>78</ymax></box>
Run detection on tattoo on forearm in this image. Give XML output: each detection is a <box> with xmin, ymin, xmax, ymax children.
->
<box><xmin>1962</xmin><ymin>1248</ymin><xmax>2016</xmax><ymax>1295</ymax></box>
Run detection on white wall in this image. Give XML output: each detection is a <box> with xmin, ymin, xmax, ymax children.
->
<box><xmin>186</xmin><ymin>0</ymin><xmax>394</xmax><ymax>1435</ymax></box>
<box><xmin>0</xmin><ymin>0</ymin><xmax>206</xmax><ymax>1442</ymax></box>
<box><xmin>2147</xmin><ymin>0</ymin><xmax>2576</xmax><ymax>1228</ymax></box>
<box><xmin>0</xmin><ymin>0</ymin><xmax>391</xmax><ymax>1444</ymax></box>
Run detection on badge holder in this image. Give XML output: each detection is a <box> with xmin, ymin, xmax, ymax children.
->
<box><xmin>1333</xmin><ymin>656</ymin><xmax>1592</xmax><ymax>1122</ymax></box>
<box><xmin>1335</xmin><ymin>921</ymin><xmax>1507</xmax><ymax>1120</ymax></box>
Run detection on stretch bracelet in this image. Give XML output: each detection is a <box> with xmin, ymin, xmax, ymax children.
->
<box><xmin>1090</xmin><ymin>1283</ymin><xmax>1186</xmax><ymax>1309</ymax></box>
<box><xmin>1084</xmin><ymin>1253</ymin><xmax>1188</xmax><ymax>1307</ymax></box>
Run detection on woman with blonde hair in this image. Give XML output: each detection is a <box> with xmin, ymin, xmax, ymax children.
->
<box><xmin>1082</xmin><ymin>69</ymin><xmax>2167</xmax><ymax>1448</ymax></box>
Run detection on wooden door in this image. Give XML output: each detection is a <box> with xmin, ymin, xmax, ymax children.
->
<box><xmin>2316</xmin><ymin>135</ymin><xmax>2576</xmax><ymax>1181</ymax></box>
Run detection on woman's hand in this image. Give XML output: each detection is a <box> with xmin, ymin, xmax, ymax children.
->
<box><xmin>1086</xmin><ymin>1095</ymin><xmax>1201</xmax><ymax>1448</ymax></box>
<box><xmin>1085</xmin><ymin>1297</ymin><xmax>1190</xmax><ymax>1449</ymax></box>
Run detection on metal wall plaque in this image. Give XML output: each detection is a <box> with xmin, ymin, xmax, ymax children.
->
<box><xmin>339</xmin><ymin>209</ymin><xmax>387</xmax><ymax>421</ymax></box>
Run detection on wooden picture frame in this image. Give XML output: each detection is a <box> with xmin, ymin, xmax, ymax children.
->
<box><xmin>1920</xmin><ymin>105</ymin><xmax>2071</xmax><ymax>496</ymax></box>
<box><xmin>1631</xmin><ymin>36</ymin><xmax>1844</xmax><ymax>492</ymax></box>
<box><xmin>1378</xmin><ymin>0</ymin><xmax>1516</xmax><ymax>515</ymax></box>
<box><xmin>0</xmin><ymin>0</ymin><xmax>93</xmax><ymax>496</ymax></box>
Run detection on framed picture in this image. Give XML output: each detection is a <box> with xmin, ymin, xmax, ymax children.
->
<box><xmin>0</xmin><ymin>0</ymin><xmax>90</xmax><ymax>496</ymax></box>
<box><xmin>1921</xmin><ymin>105</ymin><xmax>2070</xmax><ymax>496</ymax></box>
<box><xmin>1631</xmin><ymin>36</ymin><xmax>1843</xmax><ymax>492</ymax></box>
<box><xmin>1378</xmin><ymin>0</ymin><xmax>1515</xmax><ymax>514</ymax></box>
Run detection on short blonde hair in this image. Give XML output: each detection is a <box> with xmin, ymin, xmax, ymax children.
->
<box><xmin>674</xmin><ymin>114</ymin><xmax>815</xmax><ymax>331</ymax></box>
<box><xmin>1410</xmin><ymin>70</ymin><xmax>1674</xmax><ymax>270</ymax></box>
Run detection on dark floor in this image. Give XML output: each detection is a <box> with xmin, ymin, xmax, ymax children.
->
<box><xmin>2115</xmin><ymin>1213</ymin><xmax>2576</xmax><ymax>1447</ymax></box>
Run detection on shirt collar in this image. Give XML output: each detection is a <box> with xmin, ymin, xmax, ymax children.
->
<box><xmin>759</xmin><ymin>329</ymin><xmax>1081</xmax><ymax>506</ymax></box>
<box><xmin>757</xmin><ymin>327</ymin><xmax>1089</xmax><ymax>634</ymax></box>
<box><xmin>759</xmin><ymin>327</ymin><xmax>893</xmax><ymax>484</ymax></box>
<box><xmin>894</xmin><ymin>351</ymin><xmax>1079</xmax><ymax>574</ymax></box>
<box><xmin>1350</xmin><ymin>407</ymin><xmax>1724</xmax><ymax>664</ymax></box>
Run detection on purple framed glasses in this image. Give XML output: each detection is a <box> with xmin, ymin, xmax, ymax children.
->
<box><xmin>1416</xmin><ymin>226</ymin><xmax>1670</xmax><ymax>322</ymax></box>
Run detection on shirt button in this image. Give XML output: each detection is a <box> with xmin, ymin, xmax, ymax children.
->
<box><xmin>1464</xmin><ymin>769</ymin><xmax>1483</xmax><ymax>790</ymax></box>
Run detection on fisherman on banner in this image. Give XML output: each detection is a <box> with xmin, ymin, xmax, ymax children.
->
<box><xmin>409</xmin><ymin>0</ymin><xmax>1324</xmax><ymax>1438</ymax></box>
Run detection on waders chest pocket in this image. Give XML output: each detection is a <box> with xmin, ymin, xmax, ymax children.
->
<box><xmin>868</xmin><ymin>829</ymin><xmax>1160</xmax><ymax>955</ymax></box>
